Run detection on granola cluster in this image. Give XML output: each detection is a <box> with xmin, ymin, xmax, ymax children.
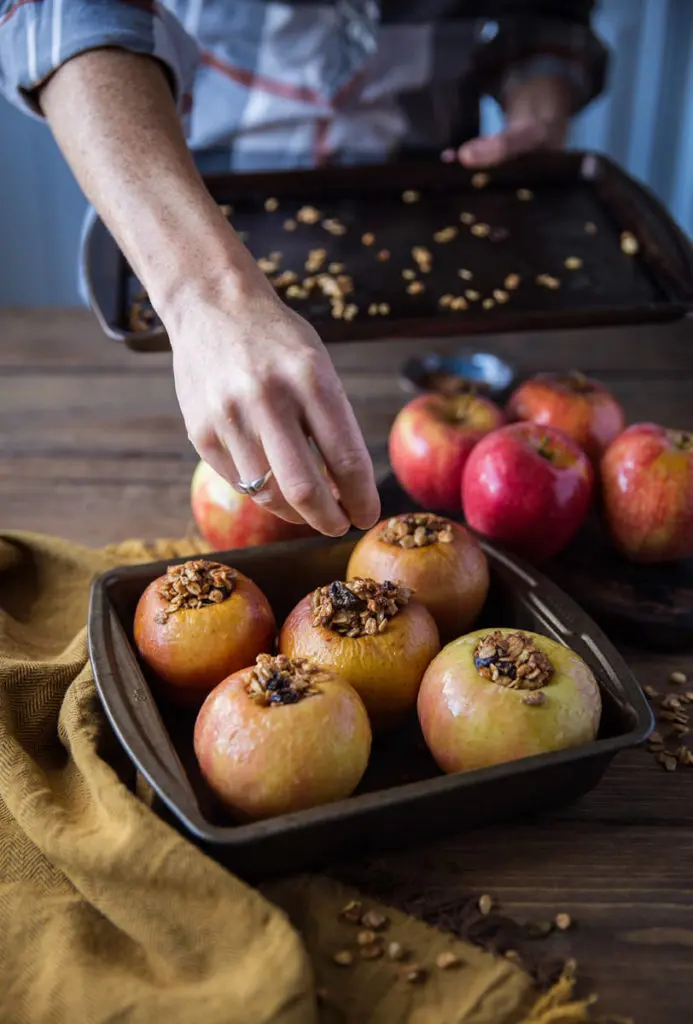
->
<box><xmin>155</xmin><ymin>560</ymin><xmax>235</xmax><ymax>623</ymax></box>
<box><xmin>312</xmin><ymin>579</ymin><xmax>412</xmax><ymax>638</ymax></box>
<box><xmin>381</xmin><ymin>514</ymin><xmax>454</xmax><ymax>549</ymax></box>
<box><xmin>246</xmin><ymin>654</ymin><xmax>321</xmax><ymax>707</ymax></box>
<box><xmin>473</xmin><ymin>631</ymin><xmax>553</xmax><ymax>692</ymax></box>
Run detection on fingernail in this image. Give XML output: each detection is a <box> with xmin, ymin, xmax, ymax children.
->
<box><xmin>441</xmin><ymin>149</ymin><xmax>456</xmax><ymax>163</ymax></box>
<box><xmin>326</xmin><ymin>519</ymin><xmax>351</xmax><ymax>538</ymax></box>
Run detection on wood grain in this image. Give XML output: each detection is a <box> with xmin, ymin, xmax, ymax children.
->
<box><xmin>3</xmin><ymin>309</ymin><xmax>693</xmax><ymax>1023</ymax></box>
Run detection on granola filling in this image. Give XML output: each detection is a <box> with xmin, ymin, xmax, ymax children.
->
<box><xmin>312</xmin><ymin>579</ymin><xmax>412</xmax><ymax>638</ymax></box>
<box><xmin>246</xmin><ymin>654</ymin><xmax>320</xmax><ymax>707</ymax></box>
<box><xmin>155</xmin><ymin>560</ymin><xmax>235</xmax><ymax>623</ymax></box>
<box><xmin>381</xmin><ymin>514</ymin><xmax>454</xmax><ymax>549</ymax></box>
<box><xmin>473</xmin><ymin>631</ymin><xmax>553</xmax><ymax>694</ymax></box>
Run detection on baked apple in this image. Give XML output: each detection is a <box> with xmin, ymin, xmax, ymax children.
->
<box><xmin>194</xmin><ymin>654</ymin><xmax>371</xmax><ymax>821</ymax></box>
<box><xmin>279</xmin><ymin>578</ymin><xmax>440</xmax><ymax>730</ymax></box>
<box><xmin>506</xmin><ymin>371</ymin><xmax>625</xmax><ymax>463</ymax></box>
<box><xmin>418</xmin><ymin>628</ymin><xmax>602</xmax><ymax>773</ymax></box>
<box><xmin>133</xmin><ymin>559</ymin><xmax>276</xmax><ymax>707</ymax></box>
<box><xmin>346</xmin><ymin>514</ymin><xmax>489</xmax><ymax>643</ymax></box>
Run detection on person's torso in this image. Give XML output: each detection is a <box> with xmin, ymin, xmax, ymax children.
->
<box><xmin>163</xmin><ymin>0</ymin><xmax>486</xmax><ymax>170</ymax></box>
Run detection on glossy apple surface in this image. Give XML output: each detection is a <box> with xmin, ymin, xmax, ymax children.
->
<box><xmin>279</xmin><ymin>585</ymin><xmax>440</xmax><ymax>730</ymax></box>
<box><xmin>389</xmin><ymin>392</ymin><xmax>505</xmax><ymax>511</ymax></box>
<box><xmin>134</xmin><ymin>563</ymin><xmax>276</xmax><ymax>706</ymax></box>
<box><xmin>346</xmin><ymin>514</ymin><xmax>489</xmax><ymax>643</ymax></box>
<box><xmin>462</xmin><ymin>422</ymin><xmax>593</xmax><ymax>562</ymax></box>
<box><xmin>601</xmin><ymin>423</ymin><xmax>693</xmax><ymax>562</ymax></box>
<box><xmin>507</xmin><ymin>371</ymin><xmax>625</xmax><ymax>462</ymax></box>
<box><xmin>194</xmin><ymin>659</ymin><xmax>371</xmax><ymax>821</ymax></box>
<box><xmin>191</xmin><ymin>460</ymin><xmax>313</xmax><ymax>550</ymax></box>
<box><xmin>417</xmin><ymin>627</ymin><xmax>602</xmax><ymax>773</ymax></box>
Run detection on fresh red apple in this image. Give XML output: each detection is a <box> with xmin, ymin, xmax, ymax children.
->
<box><xmin>506</xmin><ymin>371</ymin><xmax>625</xmax><ymax>462</ymax></box>
<box><xmin>133</xmin><ymin>559</ymin><xmax>276</xmax><ymax>707</ymax></box>
<box><xmin>462</xmin><ymin>422</ymin><xmax>593</xmax><ymax>562</ymax></box>
<box><xmin>194</xmin><ymin>654</ymin><xmax>371</xmax><ymax>821</ymax></box>
<box><xmin>389</xmin><ymin>392</ymin><xmax>505</xmax><ymax>511</ymax></box>
<box><xmin>417</xmin><ymin>628</ymin><xmax>602</xmax><ymax>774</ymax></box>
<box><xmin>601</xmin><ymin>423</ymin><xmax>693</xmax><ymax>562</ymax></box>
<box><xmin>191</xmin><ymin>460</ymin><xmax>314</xmax><ymax>550</ymax></box>
<box><xmin>346</xmin><ymin>513</ymin><xmax>489</xmax><ymax>643</ymax></box>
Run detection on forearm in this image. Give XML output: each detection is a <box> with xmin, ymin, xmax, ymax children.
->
<box><xmin>40</xmin><ymin>49</ymin><xmax>259</xmax><ymax>321</ymax></box>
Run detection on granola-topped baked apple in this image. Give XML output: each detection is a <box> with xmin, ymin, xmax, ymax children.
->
<box><xmin>347</xmin><ymin>514</ymin><xmax>489</xmax><ymax>643</ymax></box>
<box><xmin>279</xmin><ymin>577</ymin><xmax>440</xmax><ymax>730</ymax></box>
<box><xmin>194</xmin><ymin>654</ymin><xmax>371</xmax><ymax>821</ymax></box>
<box><xmin>417</xmin><ymin>628</ymin><xmax>602</xmax><ymax>773</ymax></box>
<box><xmin>133</xmin><ymin>559</ymin><xmax>276</xmax><ymax>707</ymax></box>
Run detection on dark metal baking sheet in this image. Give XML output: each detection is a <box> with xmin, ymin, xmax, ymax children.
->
<box><xmin>88</xmin><ymin>528</ymin><xmax>653</xmax><ymax>881</ymax></box>
<box><xmin>83</xmin><ymin>151</ymin><xmax>693</xmax><ymax>353</ymax></box>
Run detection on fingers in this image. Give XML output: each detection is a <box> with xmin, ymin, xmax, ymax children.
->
<box><xmin>256</xmin><ymin>395</ymin><xmax>352</xmax><ymax>537</ymax></box>
<box><xmin>188</xmin><ymin>424</ymin><xmax>307</xmax><ymax>527</ymax></box>
<box><xmin>303</xmin><ymin>380</ymin><xmax>380</xmax><ymax>531</ymax></box>
<box><xmin>442</xmin><ymin>119</ymin><xmax>549</xmax><ymax>169</ymax></box>
<box><xmin>221</xmin><ymin>417</ymin><xmax>309</xmax><ymax>526</ymax></box>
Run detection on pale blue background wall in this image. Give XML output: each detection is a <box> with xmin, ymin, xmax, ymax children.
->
<box><xmin>1</xmin><ymin>0</ymin><xmax>692</xmax><ymax>306</ymax></box>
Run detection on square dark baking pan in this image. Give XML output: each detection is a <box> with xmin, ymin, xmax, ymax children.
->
<box><xmin>82</xmin><ymin>150</ymin><xmax>693</xmax><ymax>352</ymax></box>
<box><xmin>88</xmin><ymin>533</ymin><xmax>654</xmax><ymax>881</ymax></box>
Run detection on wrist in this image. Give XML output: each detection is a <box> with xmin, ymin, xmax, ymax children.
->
<box><xmin>139</xmin><ymin>202</ymin><xmax>272</xmax><ymax>334</ymax></box>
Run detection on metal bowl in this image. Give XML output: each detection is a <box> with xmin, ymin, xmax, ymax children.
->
<box><xmin>399</xmin><ymin>351</ymin><xmax>516</xmax><ymax>401</ymax></box>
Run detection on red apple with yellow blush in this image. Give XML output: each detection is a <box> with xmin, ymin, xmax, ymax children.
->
<box><xmin>417</xmin><ymin>628</ymin><xmax>602</xmax><ymax>774</ymax></box>
<box><xmin>191</xmin><ymin>460</ymin><xmax>314</xmax><ymax>550</ymax></box>
<box><xmin>601</xmin><ymin>423</ymin><xmax>693</xmax><ymax>562</ymax></box>
<box><xmin>462</xmin><ymin>422</ymin><xmax>593</xmax><ymax>563</ymax></box>
<box><xmin>389</xmin><ymin>392</ymin><xmax>505</xmax><ymax>510</ymax></box>
<box><xmin>194</xmin><ymin>654</ymin><xmax>371</xmax><ymax>821</ymax></box>
<box><xmin>506</xmin><ymin>371</ymin><xmax>625</xmax><ymax>462</ymax></box>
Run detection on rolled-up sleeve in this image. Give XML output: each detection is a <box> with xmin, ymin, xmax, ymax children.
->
<box><xmin>473</xmin><ymin>3</ymin><xmax>609</xmax><ymax>113</ymax></box>
<box><xmin>0</xmin><ymin>0</ymin><xmax>199</xmax><ymax>118</ymax></box>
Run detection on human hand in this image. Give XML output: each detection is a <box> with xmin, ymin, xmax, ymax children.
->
<box><xmin>166</xmin><ymin>270</ymin><xmax>381</xmax><ymax>537</ymax></box>
<box><xmin>443</xmin><ymin>74</ymin><xmax>573</xmax><ymax>169</ymax></box>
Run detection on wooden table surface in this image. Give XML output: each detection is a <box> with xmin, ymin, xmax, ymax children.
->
<box><xmin>3</xmin><ymin>308</ymin><xmax>693</xmax><ymax>1023</ymax></box>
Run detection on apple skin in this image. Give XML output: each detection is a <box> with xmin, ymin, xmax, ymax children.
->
<box><xmin>191</xmin><ymin>460</ymin><xmax>314</xmax><ymax>550</ymax></box>
<box><xmin>133</xmin><ymin>569</ymin><xmax>276</xmax><ymax>707</ymax></box>
<box><xmin>417</xmin><ymin>628</ymin><xmax>602</xmax><ymax>774</ymax></box>
<box><xmin>389</xmin><ymin>392</ymin><xmax>505</xmax><ymax>511</ymax></box>
<box><xmin>601</xmin><ymin>423</ymin><xmax>693</xmax><ymax>563</ymax></box>
<box><xmin>346</xmin><ymin>516</ymin><xmax>489</xmax><ymax>643</ymax></box>
<box><xmin>462</xmin><ymin>422</ymin><xmax>594</xmax><ymax>563</ymax></box>
<box><xmin>506</xmin><ymin>371</ymin><xmax>625</xmax><ymax>462</ymax></box>
<box><xmin>279</xmin><ymin>592</ymin><xmax>440</xmax><ymax>731</ymax></box>
<box><xmin>194</xmin><ymin>665</ymin><xmax>371</xmax><ymax>821</ymax></box>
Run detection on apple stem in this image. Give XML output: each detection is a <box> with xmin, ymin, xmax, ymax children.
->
<box><xmin>566</xmin><ymin>370</ymin><xmax>591</xmax><ymax>393</ymax></box>
<box><xmin>537</xmin><ymin>435</ymin><xmax>554</xmax><ymax>461</ymax></box>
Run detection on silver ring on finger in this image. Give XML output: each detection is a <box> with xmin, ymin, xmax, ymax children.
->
<box><xmin>232</xmin><ymin>467</ymin><xmax>274</xmax><ymax>497</ymax></box>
